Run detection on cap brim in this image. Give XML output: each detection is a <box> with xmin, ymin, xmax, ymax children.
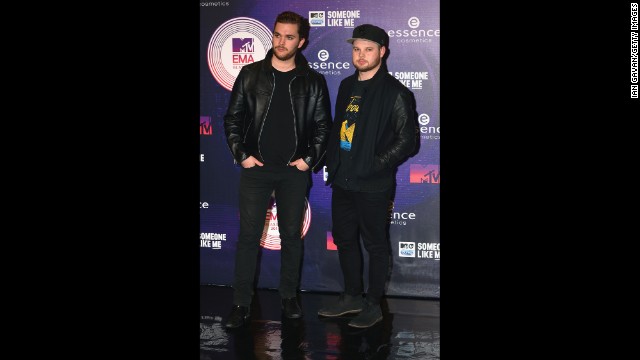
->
<box><xmin>346</xmin><ymin>37</ymin><xmax>382</xmax><ymax>46</ymax></box>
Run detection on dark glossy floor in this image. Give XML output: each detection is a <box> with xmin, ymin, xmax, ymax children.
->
<box><xmin>200</xmin><ymin>285</ymin><xmax>440</xmax><ymax>359</ymax></box>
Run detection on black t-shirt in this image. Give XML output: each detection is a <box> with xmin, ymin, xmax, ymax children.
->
<box><xmin>259</xmin><ymin>69</ymin><xmax>297</xmax><ymax>166</ymax></box>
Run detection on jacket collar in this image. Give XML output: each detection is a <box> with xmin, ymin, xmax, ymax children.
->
<box><xmin>364</xmin><ymin>61</ymin><xmax>388</xmax><ymax>84</ymax></box>
<box><xmin>346</xmin><ymin>61</ymin><xmax>388</xmax><ymax>87</ymax></box>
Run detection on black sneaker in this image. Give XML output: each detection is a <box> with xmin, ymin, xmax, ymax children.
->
<box><xmin>348</xmin><ymin>301</ymin><xmax>382</xmax><ymax>328</ymax></box>
<box><xmin>281</xmin><ymin>297</ymin><xmax>302</xmax><ymax>319</ymax></box>
<box><xmin>224</xmin><ymin>305</ymin><xmax>250</xmax><ymax>329</ymax></box>
<box><xmin>317</xmin><ymin>293</ymin><xmax>364</xmax><ymax>317</ymax></box>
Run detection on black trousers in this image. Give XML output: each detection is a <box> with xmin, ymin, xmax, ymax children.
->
<box><xmin>331</xmin><ymin>185</ymin><xmax>392</xmax><ymax>305</ymax></box>
<box><xmin>232</xmin><ymin>165</ymin><xmax>310</xmax><ymax>306</ymax></box>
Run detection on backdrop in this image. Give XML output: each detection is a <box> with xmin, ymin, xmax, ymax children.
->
<box><xmin>200</xmin><ymin>0</ymin><xmax>440</xmax><ymax>298</ymax></box>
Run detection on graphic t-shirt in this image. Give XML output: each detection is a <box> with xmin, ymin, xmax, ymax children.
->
<box><xmin>339</xmin><ymin>81</ymin><xmax>365</xmax><ymax>151</ymax></box>
<box><xmin>333</xmin><ymin>78</ymin><xmax>371</xmax><ymax>190</ymax></box>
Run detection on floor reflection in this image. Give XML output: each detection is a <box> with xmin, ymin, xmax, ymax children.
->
<box><xmin>200</xmin><ymin>286</ymin><xmax>439</xmax><ymax>359</ymax></box>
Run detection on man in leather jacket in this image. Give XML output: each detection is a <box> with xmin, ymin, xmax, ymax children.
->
<box><xmin>222</xmin><ymin>11</ymin><xmax>332</xmax><ymax>329</ymax></box>
<box><xmin>317</xmin><ymin>24</ymin><xmax>417</xmax><ymax>328</ymax></box>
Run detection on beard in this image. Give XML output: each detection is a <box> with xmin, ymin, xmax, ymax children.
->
<box><xmin>273</xmin><ymin>46</ymin><xmax>297</xmax><ymax>62</ymax></box>
<box><xmin>354</xmin><ymin>57</ymin><xmax>381</xmax><ymax>73</ymax></box>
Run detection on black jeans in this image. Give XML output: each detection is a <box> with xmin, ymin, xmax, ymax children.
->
<box><xmin>232</xmin><ymin>165</ymin><xmax>310</xmax><ymax>306</ymax></box>
<box><xmin>331</xmin><ymin>185</ymin><xmax>392</xmax><ymax>305</ymax></box>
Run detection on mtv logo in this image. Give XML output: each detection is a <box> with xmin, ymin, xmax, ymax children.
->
<box><xmin>410</xmin><ymin>164</ymin><xmax>440</xmax><ymax>184</ymax></box>
<box><xmin>232</xmin><ymin>38</ymin><xmax>254</xmax><ymax>53</ymax></box>
<box><xmin>200</xmin><ymin>116</ymin><xmax>212</xmax><ymax>135</ymax></box>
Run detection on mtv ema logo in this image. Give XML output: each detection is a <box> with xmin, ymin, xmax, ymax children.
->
<box><xmin>208</xmin><ymin>17</ymin><xmax>272</xmax><ymax>91</ymax></box>
<box><xmin>409</xmin><ymin>164</ymin><xmax>440</xmax><ymax>184</ymax></box>
<box><xmin>399</xmin><ymin>242</ymin><xmax>415</xmax><ymax>257</ymax></box>
<box><xmin>232</xmin><ymin>38</ymin><xmax>254</xmax><ymax>52</ymax></box>
<box><xmin>260</xmin><ymin>195</ymin><xmax>311</xmax><ymax>250</ymax></box>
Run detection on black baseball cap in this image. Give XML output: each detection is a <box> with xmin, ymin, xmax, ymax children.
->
<box><xmin>346</xmin><ymin>24</ymin><xmax>389</xmax><ymax>47</ymax></box>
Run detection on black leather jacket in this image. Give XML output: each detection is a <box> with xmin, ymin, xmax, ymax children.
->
<box><xmin>223</xmin><ymin>49</ymin><xmax>332</xmax><ymax>171</ymax></box>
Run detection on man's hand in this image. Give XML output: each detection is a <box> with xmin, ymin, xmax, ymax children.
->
<box><xmin>289</xmin><ymin>158</ymin><xmax>309</xmax><ymax>171</ymax></box>
<box><xmin>241</xmin><ymin>156</ymin><xmax>264</xmax><ymax>168</ymax></box>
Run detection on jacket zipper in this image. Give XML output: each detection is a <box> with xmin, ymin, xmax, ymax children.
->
<box><xmin>257</xmin><ymin>72</ymin><xmax>276</xmax><ymax>163</ymax></box>
<box><xmin>286</xmin><ymin>75</ymin><xmax>299</xmax><ymax>166</ymax></box>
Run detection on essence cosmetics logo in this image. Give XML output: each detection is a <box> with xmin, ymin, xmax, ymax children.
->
<box><xmin>318</xmin><ymin>49</ymin><xmax>329</xmax><ymax>62</ymax></box>
<box><xmin>410</xmin><ymin>164</ymin><xmax>440</xmax><ymax>184</ymax></box>
<box><xmin>308</xmin><ymin>49</ymin><xmax>350</xmax><ymax>76</ymax></box>
<box><xmin>418</xmin><ymin>113</ymin><xmax>440</xmax><ymax>140</ymax></box>
<box><xmin>387</xmin><ymin>16</ymin><xmax>440</xmax><ymax>44</ymax></box>
<box><xmin>260</xmin><ymin>196</ymin><xmax>311</xmax><ymax>250</ymax></box>
<box><xmin>388</xmin><ymin>200</ymin><xmax>417</xmax><ymax>226</ymax></box>
<box><xmin>207</xmin><ymin>17</ymin><xmax>272</xmax><ymax>91</ymax></box>
<box><xmin>200</xmin><ymin>116</ymin><xmax>212</xmax><ymax>135</ymax></box>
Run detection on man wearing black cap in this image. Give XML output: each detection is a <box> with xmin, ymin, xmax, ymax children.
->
<box><xmin>318</xmin><ymin>24</ymin><xmax>417</xmax><ymax>328</ymax></box>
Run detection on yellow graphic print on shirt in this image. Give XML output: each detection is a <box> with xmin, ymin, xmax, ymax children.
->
<box><xmin>340</xmin><ymin>120</ymin><xmax>355</xmax><ymax>151</ymax></box>
<box><xmin>340</xmin><ymin>95</ymin><xmax>360</xmax><ymax>151</ymax></box>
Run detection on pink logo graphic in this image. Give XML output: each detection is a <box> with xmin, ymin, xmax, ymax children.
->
<box><xmin>326</xmin><ymin>231</ymin><xmax>337</xmax><ymax>250</ymax></box>
<box><xmin>410</xmin><ymin>164</ymin><xmax>440</xmax><ymax>184</ymax></box>
<box><xmin>260</xmin><ymin>196</ymin><xmax>311</xmax><ymax>250</ymax></box>
<box><xmin>200</xmin><ymin>116</ymin><xmax>212</xmax><ymax>135</ymax></box>
<box><xmin>208</xmin><ymin>17</ymin><xmax>272</xmax><ymax>91</ymax></box>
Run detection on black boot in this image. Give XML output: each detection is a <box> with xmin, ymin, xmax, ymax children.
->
<box><xmin>281</xmin><ymin>297</ymin><xmax>302</xmax><ymax>319</ymax></box>
<box><xmin>317</xmin><ymin>293</ymin><xmax>363</xmax><ymax>317</ymax></box>
<box><xmin>348</xmin><ymin>300</ymin><xmax>382</xmax><ymax>328</ymax></box>
<box><xmin>225</xmin><ymin>305</ymin><xmax>250</xmax><ymax>329</ymax></box>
